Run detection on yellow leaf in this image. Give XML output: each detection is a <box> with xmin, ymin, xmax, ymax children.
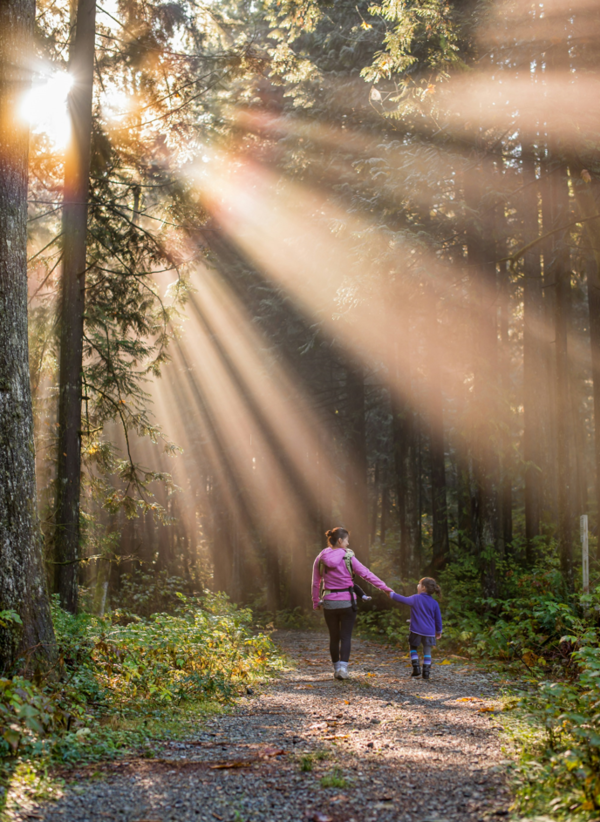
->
<box><xmin>441</xmin><ymin>660</ymin><xmax>452</xmax><ymax>665</ymax></box>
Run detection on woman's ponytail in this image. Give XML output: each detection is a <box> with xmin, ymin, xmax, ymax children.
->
<box><xmin>325</xmin><ymin>526</ymin><xmax>349</xmax><ymax>546</ymax></box>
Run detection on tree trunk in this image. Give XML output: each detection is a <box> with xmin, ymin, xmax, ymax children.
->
<box><xmin>548</xmin><ymin>162</ymin><xmax>574</xmax><ymax>589</ymax></box>
<box><xmin>424</xmin><ymin>292</ymin><xmax>449</xmax><ymax>571</ymax></box>
<box><xmin>0</xmin><ymin>0</ymin><xmax>56</xmax><ymax>672</ymax></box>
<box><xmin>54</xmin><ymin>0</ymin><xmax>96</xmax><ymax>612</ymax></box>
<box><xmin>498</xmin><ymin>256</ymin><xmax>513</xmax><ymax>553</ymax></box>
<box><xmin>464</xmin><ymin>159</ymin><xmax>501</xmax><ymax>595</ymax></box>
<box><xmin>570</xmin><ymin>163</ymin><xmax>600</xmax><ymax>539</ymax></box>
<box><xmin>521</xmin><ymin>145</ymin><xmax>544</xmax><ymax>563</ymax></box>
<box><xmin>391</xmin><ymin>339</ymin><xmax>420</xmax><ymax>578</ymax></box>
<box><xmin>343</xmin><ymin>364</ymin><xmax>369</xmax><ymax>563</ymax></box>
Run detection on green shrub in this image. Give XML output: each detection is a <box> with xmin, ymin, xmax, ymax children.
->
<box><xmin>513</xmin><ymin>632</ymin><xmax>600</xmax><ymax>818</ymax></box>
<box><xmin>110</xmin><ymin>570</ymin><xmax>198</xmax><ymax>617</ymax></box>
<box><xmin>0</xmin><ymin>592</ymin><xmax>282</xmax><ymax>771</ymax></box>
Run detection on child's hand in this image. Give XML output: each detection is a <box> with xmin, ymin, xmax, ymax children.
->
<box><xmin>388</xmin><ymin>590</ymin><xmax>395</xmax><ymax>598</ymax></box>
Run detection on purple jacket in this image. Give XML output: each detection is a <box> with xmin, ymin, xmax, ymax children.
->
<box><xmin>390</xmin><ymin>592</ymin><xmax>442</xmax><ymax>636</ymax></box>
<box><xmin>312</xmin><ymin>547</ymin><xmax>391</xmax><ymax>609</ymax></box>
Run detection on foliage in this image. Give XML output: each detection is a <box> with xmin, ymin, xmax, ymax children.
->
<box><xmin>54</xmin><ymin>592</ymin><xmax>278</xmax><ymax>714</ymax></box>
<box><xmin>110</xmin><ymin>569</ymin><xmax>199</xmax><ymax>617</ymax></box>
<box><xmin>356</xmin><ymin>605</ymin><xmax>409</xmax><ymax>645</ymax></box>
<box><xmin>507</xmin><ymin>627</ymin><xmax>600</xmax><ymax>820</ymax></box>
<box><xmin>0</xmin><ymin>594</ymin><xmax>281</xmax><ymax>774</ymax></box>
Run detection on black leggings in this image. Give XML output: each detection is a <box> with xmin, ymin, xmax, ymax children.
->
<box><xmin>323</xmin><ymin>607</ymin><xmax>357</xmax><ymax>663</ymax></box>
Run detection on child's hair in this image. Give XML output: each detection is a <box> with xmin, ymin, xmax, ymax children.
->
<box><xmin>419</xmin><ymin>577</ymin><xmax>441</xmax><ymax>595</ymax></box>
<box><xmin>326</xmin><ymin>526</ymin><xmax>349</xmax><ymax>546</ymax></box>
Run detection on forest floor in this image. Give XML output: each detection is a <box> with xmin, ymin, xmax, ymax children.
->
<box><xmin>6</xmin><ymin>630</ymin><xmax>515</xmax><ymax>822</ymax></box>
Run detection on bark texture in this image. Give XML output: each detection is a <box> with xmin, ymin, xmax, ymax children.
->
<box><xmin>54</xmin><ymin>0</ymin><xmax>97</xmax><ymax>612</ymax></box>
<box><xmin>0</xmin><ymin>0</ymin><xmax>56</xmax><ymax>672</ymax></box>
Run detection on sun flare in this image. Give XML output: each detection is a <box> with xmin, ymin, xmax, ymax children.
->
<box><xmin>20</xmin><ymin>69</ymin><xmax>73</xmax><ymax>149</ymax></box>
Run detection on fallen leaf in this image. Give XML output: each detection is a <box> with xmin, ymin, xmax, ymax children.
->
<box><xmin>478</xmin><ymin>706</ymin><xmax>497</xmax><ymax>713</ymax></box>
<box><xmin>440</xmin><ymin>660</ymin><xmax>452</xmax><ymax>665</ymax></box>
<box><xmin>311</xmin><ymin>814</ymin><xmax>333</xmax><ymax>822</ymax></box>
<box><xmin>210</xmin><ymin>761</ymin><xmax>253</xmax><ymax>769</ymax></box>
<box><xmin>260</xmin><ymin>748</ymin><xmax>286</xmax><ymax>758</ymax></box>
<box><xmin>456</xmin><ymin>697</ymin><xmax>482</xmax><ymax>703</ymax></box>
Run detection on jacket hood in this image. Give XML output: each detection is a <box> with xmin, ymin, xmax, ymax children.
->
<box><xmin>319</xmin><ymin>547</ymin><xmax>348</xmax><ymax>569</ymax></box>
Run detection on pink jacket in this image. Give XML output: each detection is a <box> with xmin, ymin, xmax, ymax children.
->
<box><xmin>311</xmin><ymin>547</ymin><xmax>391</xmax><ymax>609</ymax></box>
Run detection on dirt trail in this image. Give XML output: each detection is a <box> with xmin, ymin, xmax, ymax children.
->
<box><xmin>7</xmin><ymin>630</ymin><xmax>513</xmax><ymax>822</ymax></box>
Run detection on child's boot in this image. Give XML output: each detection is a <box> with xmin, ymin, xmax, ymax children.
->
<box><xmin>422</xmin><ymin>652</ymin><xmax>432</xmax><ymax>680</ymax></box>
<box><xmin>410</xmin><ymin>648</ymin><xmax>421</xmax><ymax>677</ymax></box>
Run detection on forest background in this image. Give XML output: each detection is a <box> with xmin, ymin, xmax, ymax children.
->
<box><xmin>2</xmin><ymin>0</ymin><xmax>600</xmax><ymax>818</ymax></box>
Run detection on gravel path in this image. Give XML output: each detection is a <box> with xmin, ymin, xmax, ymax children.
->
<box><xmin>7</xmin><ymin>630</ymin><xmax>513</xmax><ymax>822</ymax></box>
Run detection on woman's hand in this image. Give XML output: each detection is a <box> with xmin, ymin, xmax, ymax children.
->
<box><xmin>436</xmin><ymin>632</ymin><xmax>442</xmax><ymax>639</ymax></box>
<box><xmin>388</xmin><ymin>590</ymin><xmax>395</xmax><ymax>598</ymax></box>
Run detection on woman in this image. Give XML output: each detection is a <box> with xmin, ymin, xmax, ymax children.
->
<box><xmin>312</xmin><ymin>526</ymin><xmax>392</xmax><ymax>679</ymax></box>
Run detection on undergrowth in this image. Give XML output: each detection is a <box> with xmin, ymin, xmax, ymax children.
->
<box><xmin>0</xmin><ymin>592</ymin><xmax>282</xmax><ymax>813</ymax></box>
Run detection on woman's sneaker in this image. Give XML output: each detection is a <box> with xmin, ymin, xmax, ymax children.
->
<box><xmin>337</xmin><ymin>662</ymin><xmax>350</xmax><ymax>680</ymax></box>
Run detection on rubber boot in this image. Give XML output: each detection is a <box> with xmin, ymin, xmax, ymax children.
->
<box><xmin>411</xmin><ymin>662</ymin><xmax>421</xmax><ymax>677</ymax></box>
<box><xmin>338</xmin><ymin>661</ymin><xmax>350</xmax><ymax>680</ymax></box>
<box><xmin>422</xmin><ymin>665</ymin><xmax>431</xmax><ymax>680</ymax></box>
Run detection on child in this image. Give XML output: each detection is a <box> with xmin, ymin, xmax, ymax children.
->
<box><xmin>389</xmin><ymin>577</ymin><xmax>442</xmax><ymax>680</ymax></box>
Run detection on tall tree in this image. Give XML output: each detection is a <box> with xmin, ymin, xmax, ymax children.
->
<box><xmin>0</xmin><ymin>0</ymin><xmax>56</xmax><ymax>671</ymax></box>
<box><xmin>548</xmin><ymin>159</ymin><xmax>575</xmax><ymax>589</ymax></box>
<box><xmin>54</xmin><ymin>0</ymin><xmax>97</xmax><ymax>612</ymax></box>
<box><xmin>521</xmin><ymin>143</ymin><xmax>544</xmax><ymax>562</ymax></box>
<box><xmin>424</xmin><ymin>290</ymin><xmax>449</xmax><ymax>570</ymax></box>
